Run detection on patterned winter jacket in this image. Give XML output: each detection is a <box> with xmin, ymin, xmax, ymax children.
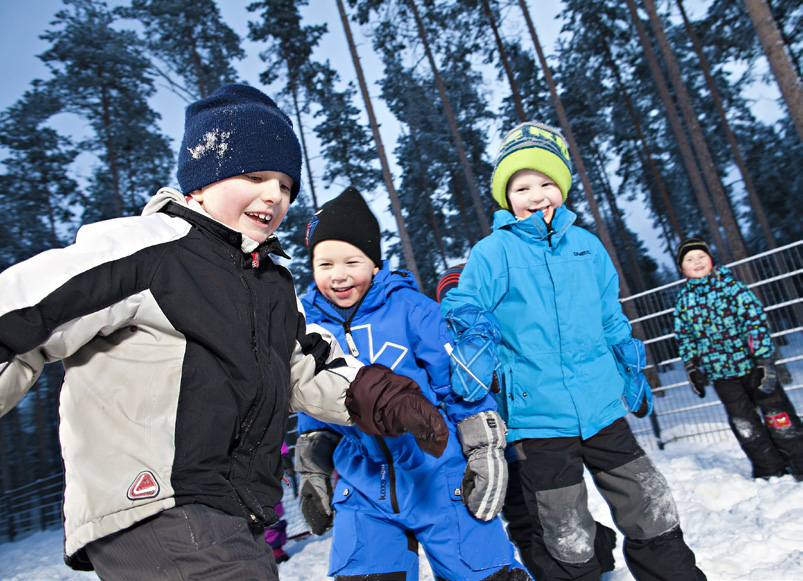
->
<box><xmin>673</xmin><ymin>265</ymin><xmax>774</xmax><ymax>380</ymax></box>
<box><xmin>0</xmin><ymin>188</ymin><xmax>361</xmax><ymax>570</ymax></box>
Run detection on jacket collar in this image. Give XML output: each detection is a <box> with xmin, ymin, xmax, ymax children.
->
<box><xmin>492</xmin><ymin>205</ymin><xmax>576</xmax><ymax>244</ymax></box>
<box><xmin>146</xmin><ymin>187</ymin><xmax>290</xmax><ymax>261</ymax></box>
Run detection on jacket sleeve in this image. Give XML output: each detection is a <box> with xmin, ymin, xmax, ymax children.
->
<box><xmin>409</xmin><ymin>297</ymin><xmax>497</xmax><ymax>425</ymax></box>
<box><xmin>0</xmin><ymin>217</ymin><xmax>171</xmax><ymax>419</ymax></box>
<box><xmin>734</xmin><ymin>283</ymin><xmax>774</xmax><ymax>359</ymax></box>
<box><xmin>673</xmin><ymin>291</ymin><xmax>697</xmax><ymax>363</ymax></box>
<box><xmin>288</xmin><ymin>299</ymin><xmax>361</xmax><ymax>426</ymax></box>
<box><xmin>592</xmin><ymin>236</ymin><xmax>633</xmax><ymax>346</ymax></box>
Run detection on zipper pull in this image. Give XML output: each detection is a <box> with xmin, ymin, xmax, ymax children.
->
<box><xmin>345</xmin><ymin>331</ymin><xmax>359</xmax><ymax>357</ymax></box>
<box><xmin>251</xmin><ymin>252</ymin><xmax>260</xmax><ymax>268</ymax></box>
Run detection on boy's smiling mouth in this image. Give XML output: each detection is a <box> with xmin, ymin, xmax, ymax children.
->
<box><xmin>245</xmin><ymin>211</ymin><xmax>273</xmax><ymax>225</ymax></box>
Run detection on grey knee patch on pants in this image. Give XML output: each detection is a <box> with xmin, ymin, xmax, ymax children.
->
<box><xmin>535</xmin><ymin>482</ymin><xmax>595</xmax><ymax>564</ymax></box>
<box><xmin>593</xmin><ymin>455</ymin><xmax>679</xmax><ymax>540</ymax></box>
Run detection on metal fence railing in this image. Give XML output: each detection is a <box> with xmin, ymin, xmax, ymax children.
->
<box><xmin>2</xmin><ymin>242</ymin><xmax>801</xmax><ymax>544</ymax></box>
<box><xmin>622</xmin><ymin>240</ymin><xmax>803</xmax><ymax>451</ymax></box>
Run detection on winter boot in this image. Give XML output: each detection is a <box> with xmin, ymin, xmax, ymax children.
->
<box><xmin>273</xmin><ymin>547</ymin><xmax>290</xmax><ymax>564</ymax></box>
<box><xmin>594</xmin><ymin>522</ymin><xmax>617</xmax><ymax>573</ymax></box>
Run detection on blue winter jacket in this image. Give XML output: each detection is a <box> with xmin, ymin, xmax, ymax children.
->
<box><xmin>440</xmin><ymin>207</ymin><xmax>632</xmax><ymax>441</ymax></box>
<box><xmin>298</xmin><ymin>262</ymin><xmax>496</xmax><ymax>503</ymax></box>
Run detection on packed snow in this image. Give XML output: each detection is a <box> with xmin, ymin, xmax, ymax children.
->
<box><xmin>1</xmin><ymin>436</ymin><xmax>801</xmax><ymax>580</ymax></box>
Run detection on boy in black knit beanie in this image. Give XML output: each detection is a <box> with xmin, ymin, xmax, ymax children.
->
<box><xmin>0</xmin><ymin>85</ymin><xmax>447</xmax><ymax>579</ymax></box>
<box><xmin>294</xmin><ymin>186</ymin><xmax>530</xmax><ymax>580</ymax></box>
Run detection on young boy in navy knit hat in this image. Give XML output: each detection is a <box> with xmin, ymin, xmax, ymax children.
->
<box><xmin>294</xmin><ymin>186</ymin><xmax>530</xmax><ymax>580</ymax></box>
<box><xmin>674</xmin><ymin>236</ymin><xmax>803</xmax><ymax>480</ymax></box>
<box><xmin>440</xmin><ymin>122</ymin><xmax>705</xmax><ymax>581</ymax></box>
<box><xmin>0</xmin><ymin>84</ymin><xmax>447</xmax><ymax>580</ymax></box>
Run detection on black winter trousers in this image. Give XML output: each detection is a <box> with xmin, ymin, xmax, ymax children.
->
<box><xmin>513</xmin><ymin>418</ymin><xmax>706</xmax><ymax>581</ymax></box>
<box><xmin>713</xmin><ymin>374</ymin><xmax>803</xmax><ymax>478</ymax></box>
<box><xmin>85</xmin><ymin>503</ymin><xmax>278</xmax><ymax>581</ymax></box>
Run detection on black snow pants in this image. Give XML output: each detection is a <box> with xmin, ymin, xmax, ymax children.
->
<box><xmin>713</xmin><ymin>373</ymin><xmax>803</xmax><ymax>479</ymax></box>
<box><xmin>513</xmin><ymin>418</ymin><xmax>706</xmax><ymax>581</ymax></box>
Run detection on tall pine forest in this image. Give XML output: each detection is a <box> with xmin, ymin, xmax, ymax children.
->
<box><xmin>0</xmin><ymin>0</ymin><xmax>801</xmax><ymax>490</ymax></box>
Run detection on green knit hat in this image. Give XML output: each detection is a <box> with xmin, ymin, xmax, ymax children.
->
<box><xmin>491</xmin><ymin>122</ymin><xmax>572</xmax><ymax>210</ymax></box>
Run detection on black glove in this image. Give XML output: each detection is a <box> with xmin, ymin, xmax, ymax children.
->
<box><xmin>749</xmin><ymin>358</ymin><xmax>777</xmax><ymax>394</ymax></box>
<box><xmin>281</xmin><ymin>452</ymin><xmax>295</xmax><ymax>479</ymax></box>
<box><xmin>294</xmin><ymin>430</ymin><xmax>340</xmax><ymax>536</ymax></box>
<box><xmin>684</xmin><ymin>359</ymin><xmax>707</xmax><ymax>398</ymax></box>
<box><xmin>346</xmin><ymin>363</ymin><xmax>449</xmax><ymax>457</ymax></box>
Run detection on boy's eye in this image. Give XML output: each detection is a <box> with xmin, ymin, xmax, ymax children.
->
<box><xmin>280</xmin><ymin>183</ymin><xmax>291</xmax><ymax>192</ymax></box>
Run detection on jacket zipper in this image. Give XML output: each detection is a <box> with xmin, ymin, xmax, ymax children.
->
<box><xmin>375</xmin><ymin>436</ymin><xmax>400</xmax><ymax>514</ymax></box>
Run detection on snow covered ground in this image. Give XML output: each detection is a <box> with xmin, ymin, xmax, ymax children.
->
<box><xmin>1</xmin><ymin>437</ymin><xmax>802</xmax><ymax>580</ymax></box>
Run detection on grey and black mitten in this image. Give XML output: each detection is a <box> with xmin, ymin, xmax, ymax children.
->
<box><xmin>456</xmin><ymin>410</ymin><xmax>508</xmax><ymax>521</ymax></box>
<box><xmin>294</xmin><ymin>430</ymin><xmax>341</xmax><ymax>535</ymax></box>
<box><xmin>749</xmin><ymin>358</ymin><xmax>778</xmax><ymax>394</ymax></box>
<box><xmin>684</xmin><ymin>358</ymin><xmax>707</xmax><ymax>398</ymax></box>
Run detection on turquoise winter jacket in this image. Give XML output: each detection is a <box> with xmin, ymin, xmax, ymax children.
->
<box><xmin>440</xmin><ymin>206</ymin><xmax>632</xmax><ymax>441</ymax></box>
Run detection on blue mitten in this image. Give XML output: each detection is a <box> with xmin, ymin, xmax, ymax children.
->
<box><xmin>444</xmin><ymin>305</ymin><xmax>502</xmax><ymax>401</ymax></box>
<box><xmin>612</xmin><ymin>338</ymin><xmax>653</xmax><ymax>418</ymax></box>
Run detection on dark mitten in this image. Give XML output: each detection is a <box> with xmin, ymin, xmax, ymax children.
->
<box><xmin>749</xmin><ymin>358</ymin><xmax>777</xmax><ymax>394</ymax></box>
<box><xmin>281</xmin><ymin>452</ymin><xmax>295</xmax><ymax>479</ymax></box>
<box><xmin>684</xmin><ymin>359</ymin><xmax>707</xmax><ymax>398</ymax></box>
<box><xmin>294</xmin><ymin>430</ymin><xmax>340</xmax><ymax>535</ymax></box>
<box><xmin>457</xmin><ymin>410</ymin><xmax>508</xmax><ymax>521</ymax></box>
<box><xmin>346</xmin><ymin>363</ymin><xmax>449</xmax><ymax>457</ymax></box>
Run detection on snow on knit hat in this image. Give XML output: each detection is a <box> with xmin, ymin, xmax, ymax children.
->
<box><xmin>676</xmin><ymin>237</ymin><xmax>713</xmax><ymax>269</ymax></box>
<box><xmin>306</xmin><ymin>186</ymin><xmax>382</xmax><ymax>267</ymax></box>
<box><xmin>491</xmin><ymin>122</ymin><xmax>572</xmax><ymax>210</ymax></box>
<box><xmin>177</xmin><ymin>84</ymin><xmax>302</xmax><ymax>201</ymax></box>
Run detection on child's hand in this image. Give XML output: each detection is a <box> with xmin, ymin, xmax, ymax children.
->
<box><xmin>684</xmin><ymin>359</ymin><xmax>707</xmax><ymax>398</ymax></box>
<box><xmin>294</xmin><ymin>431</ymin><xmax>340</xmax><ymax>536</ymax></box>
<box><xmin>456</xmin><ymin>410</ymin><xmax>508</xmax><ymax>521</ymax></box>
<box><xmin>749</xmin><ymin>358</ymin><xmax>777</xmax><ymax>393</ymax></box>
<box><xmin>345</xmin><ymin>364</ymin><xmax>449</xmax><ymax>457</ymax></box>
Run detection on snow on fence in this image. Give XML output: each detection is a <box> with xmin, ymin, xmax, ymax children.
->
<box><xmin>1</xmin><ymin>241</ymin><xmax>801</xmax><ymax>544</ymax></box>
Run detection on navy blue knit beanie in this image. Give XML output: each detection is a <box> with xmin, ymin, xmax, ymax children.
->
<box><xmin>177</xmin><ymin>84</ymin><xmax>302</xmax><ymax>201</ymax></box>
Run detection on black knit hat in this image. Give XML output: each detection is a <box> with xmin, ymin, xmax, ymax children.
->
<box><xmin>177</xmin><ymin>84</ymin><xmax>302</xmax><ymax>201</ymax></box>
<box><xmin>676</xmin><ymin>237</ymin><xmax>713</xmax><ymax>269</ymax></box>
<box><xmin>306</xmin><ymin>186</ymin><xmax>382</xmax><ymax>267</ymax></box>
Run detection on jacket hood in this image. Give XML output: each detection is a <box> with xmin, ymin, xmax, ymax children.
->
<box><xmin>492</xmin><ymin>205</ymin><xmax>576</xmax><ymax>245</ymax></box>
<box><xmin>302</xmin><ymin>260</ymin><xmax>418</xmax><ymax>321</ymax></box>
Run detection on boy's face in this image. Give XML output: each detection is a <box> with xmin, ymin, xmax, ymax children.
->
<box><xmin>313</xmin><ymin>240</ymin><xmax>379</xmax><ymax>308</ymax></box>
<box><xmin>680</xmin><ymin>249</ymin><xmax>714</xmax><ymax>279</ymax></box>
<box><xmin>507</xmin><ymin>169</ymin><xmax>564</xmax><ymax>224</ymax></box>
<box><xmin>189</xmin><ymin>171</ymin><xmax>293</xmax><ymax>243</ymax></box>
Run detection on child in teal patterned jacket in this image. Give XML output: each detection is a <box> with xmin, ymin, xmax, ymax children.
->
<box><xmin>673</xmin><ymin>237</ymin><xmax>803</xmax><ymax>480</ymax></box>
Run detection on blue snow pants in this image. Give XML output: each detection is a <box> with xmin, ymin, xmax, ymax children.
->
<box><xmin>327</xmin><ymin>436</ymin><xmax>527</xmax><ymax>580</ymax></box>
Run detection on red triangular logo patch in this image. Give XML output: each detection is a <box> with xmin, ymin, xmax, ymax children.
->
<box><xmin>127</xmin><ymin>471</ymin><xmax>160</xmax><ymax>500</ymax></box>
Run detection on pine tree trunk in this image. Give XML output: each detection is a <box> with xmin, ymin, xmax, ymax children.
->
<box><xmin>675</xmin><ymin>0</ymin><xmax>775</xmax><ymax>249</ymax></box>
<box><xmin>410</xmin><ymin>133</ymin><xmax>449</xmax><ymax>269</ymax></box>
<box><xmin>100</xmin><ymin>86</ymin><xmax>122</xmax><ymax>218</ymax></box>
<box><xmin>742</xmin><ymin>0</ymin><xmax>803</xmax><ymax>140</ymax></box>
<box><xmin>337</xmin><ymin>0</ymin><xmax>423</xmax><ymax>288</ymax></box>
<box><xmin>624</xmin><ymin>0</ymin><xmax>731</xmax><ymax>262</ymax></box>
<box><xmin>517</xmin><ymin>0</ymin><xmax>633</xmax><ymax>299</ymax></box>
<box><xmin>599</xmin><ymin>34</ymin><xmax>683</xmax><ymax>245</ymax></box>
<box><xmin>480</xmin><ymin>0</ymin><xmax>526</xmax><ymax>122</ymax></box>
<box><xmin>641</xmin><ymin>0</ymin><xmax>748</xmax><ymax>261</ymax></box>
<box><xmin>407</xmin><ymin>0</ymin><xmax>491</xmax><ymax>237</ymax></box>
<box><xmin>289</xmin><ymin>78</ymin><xmax>319</xmax><ymax>211</ymax></box>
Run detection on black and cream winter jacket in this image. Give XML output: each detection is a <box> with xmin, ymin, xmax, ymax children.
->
<box><xmin>0</xmin><ymin>188</ymin><xmax>359</xmax><ymax>569</ymax></box>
